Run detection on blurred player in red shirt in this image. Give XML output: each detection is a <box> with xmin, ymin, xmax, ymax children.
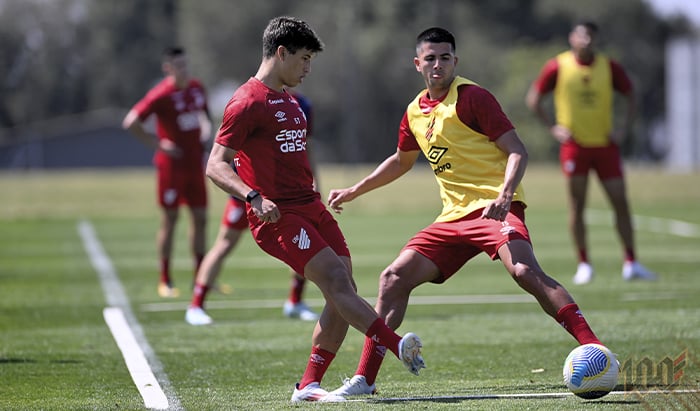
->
<box><xmin>526</xmin><ymin>21</ymin><xmax>657</xmax><ymax>285</ymax></box>
<box><xmin>123</xmin><ymin>47</ymin><xmax>211</xmax><ymax>298</ymax></box>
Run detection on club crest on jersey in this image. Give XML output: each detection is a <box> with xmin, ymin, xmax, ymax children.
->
<box><xmin>424</xmin><ymin>115</ymin><xmax>436</xmax><ymax>141</ymax></box>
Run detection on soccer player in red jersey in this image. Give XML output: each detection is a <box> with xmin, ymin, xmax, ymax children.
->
<box><xmin>122</xmin><ymin>47</ymin><xmax>211</xmax><ymax>298</ymax></box>
<box><xmin>205</xmin><ymin>16</ymin><xmax>424</xmax><ymax>402</ymax></box>
<box><xmin>526</xmin><ymin>21</ymin><xmax>657</xmax><ymax>285</ymax></box>
<box><xmin>326</xmin><ymin>27</ymin><xmax>609</xmax><ymax>397</ymax></box>
<box><xmin>185</xmin><ymin>93</ymin><xmax>320</xmax><ymax>326</ymax></box>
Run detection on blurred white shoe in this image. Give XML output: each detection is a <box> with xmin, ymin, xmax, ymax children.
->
<box><xmin>572</xmin><ymin>262</ymin><xmax>594</xmax><ymax>285</ymax></box>
<box><xmin>283</xmin><ymin>301</ymin><xmax>319</xmax><ymax>321</ymax></box>
<box><xmin>622</xmin><ymin>261</ymin><xmax>658</xmax><ymax>281</ymax></box>
<box><xmin>329</xmin><ymin>375</ymin><xmax>376</xmax><ymax>397</ymax></box>
<box><xmin>185</xmin><ymin>306</ymin><xmax>213</xmax><ymax>326</ymax></box>
<box><xmin>291</xmin><ymin>382</ymin><xmax>346</xmax><ymax>402</ymax></box>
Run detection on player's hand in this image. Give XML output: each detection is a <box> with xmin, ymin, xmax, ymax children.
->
<box><xmin>159</xmin><ymin>139</ymin><xmax>183</xmax><ymax>158</ymax></box>
<box><xmin>609</xmin><ymin>129</ymin><xmax>626</xmax><ymax>145</ymax></box>
<box><xmin>550</xmin><ymin>125</ymin><xmax>573</xmax><ymax>144</ymax></box>
<box><xmin>327</xmin><ymin>188</ymin><xmax>354</xmax><ymax>214</ymax></box>
<box><xmin>481</xmin><ymin>197</ymin><xmax>511</xmax><ymax>221</ymax></box>
<box><xmin>251</xmin><ymin>197</ymin><xmax>280</xmax><ymax>223</ymax></box>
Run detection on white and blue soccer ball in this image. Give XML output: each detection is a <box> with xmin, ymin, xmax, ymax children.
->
<box><xmin>563</xmin><ymin>343</ymin><xmax>618</xmax><ymax>399</ymax></box>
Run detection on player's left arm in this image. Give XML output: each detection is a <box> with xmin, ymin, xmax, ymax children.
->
<box><xmin>482</xmin><ymin>129</ymin><xmax>528</xmax><ymax>221</ymax></box>
<box><xmin>610</xmin><ymin>60</ymin><xmax>636</xmax><ymax>145</ymax></box>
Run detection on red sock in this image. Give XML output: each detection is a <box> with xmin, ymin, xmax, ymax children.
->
<box><xmin>190</xmin><ymin>282</ymin><xmax>209</xmax><ymax>309</ymax></box>
<box><xmin>355</xmin><ymin>336</ymin><xmax>386</xmax><ymax>386</ymax></box>
<box><xmin>578</xmin><ymin>249</ymin><xmax>588</xmax><ymax>263</ymax></box>
<box><xmin>288</xmin><ymin>275</ymin><xmax>305</xmax><ymax>304</ymax></box>
<box><xmin>298</xmin><ymin>346</ymin><xmax>335</xmax><ymax>389</ymax></box>
<box><xmin>365</xmin><ymin>318</ymin><xmax>402</xmax><ymax>358</ymax></box>
<box><xmin>556</xmin><ymin>303</ymin><xmax>602</xmax><ymax>345</ymax></box>
<box><xmin>624</xmin><ymin>248</ymin><xmax>635</xmax><ymax>263</ymax></box>
<box><xmin>160</xmin><ymin>258</ymin><xmax>171</xmax><ymax>284</ymax></box>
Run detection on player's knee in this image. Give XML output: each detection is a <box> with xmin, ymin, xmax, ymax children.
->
<box><xmin>510</xmin><ymin>264</ymin><xmax>542</xmax><ymax>285</ymax></box>
<box><xmin>378</xmin><ymin>265</ymin><xmax>411</xmax><ymax>295</ymax></box>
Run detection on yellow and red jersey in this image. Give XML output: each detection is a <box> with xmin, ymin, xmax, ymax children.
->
<box><xmin>399</xmin><ymin>76</ymin><xmax>526</xmax><ymax>223</ymax></box>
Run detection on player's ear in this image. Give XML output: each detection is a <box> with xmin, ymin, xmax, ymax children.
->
<box><xmin>413</xmin><ymin>57</ymin><xmax>421</xmax><ymax>72</ymax></box>
<box><xmin>277</xmin><ymin>46</ymin><xmax>287</xmax><ymax>61</ymax></box>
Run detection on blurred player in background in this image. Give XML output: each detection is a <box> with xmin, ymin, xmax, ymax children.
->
<box><xmin>205</xmin><ymin>16</ymin><xmax>423</xmax><ymax>402</ymax></box>
<box><xmin>327</xmin><ymin>26</ymin><xmax>608</xmax><ymax>398</ymax></box>
<box><xmin>122</xmin><ymin>47</ymin><xmax>211</xmax><ymax>297</ymax></box>
<box><xmin>185</xmin><ymin>92</ymin><xmax>320</xmax><ymax>326</ymax></box>
<box><xmin>526</xmin><ymin>20</ymin><xmax>657</xmax><ymax>285</ymax></box>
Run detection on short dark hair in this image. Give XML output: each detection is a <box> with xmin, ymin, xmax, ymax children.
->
<box><xmin>416</xmin><ymin>27</ymin><xmax>456</xmax><ymax>53</ymax></box>
<box><xmin>262</xmin><ymin>16</ymin><xmax>324</xmax><ymax>58</ymax></box>
<box><xmin>162</xmin><ymin>46</ymin><xmax>185</xmax><ymax>62</ymax></box>
<box><xmin>573</xmin><ymin>20</ymin><xmax>599</xmax><ymax>34</ymax></box>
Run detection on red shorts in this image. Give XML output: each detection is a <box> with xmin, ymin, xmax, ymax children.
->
<box><xmin>559</xmin><ymin>141</ymin><xmax>624</xmax><ymax>180</ymax></box>
<box><xmin>222</xmin><ymin>197</ymin><xmax>249</xmax><ymax>230</ymax></box>
<box><xmin>248</xmin><ymin>200</ymin><xmax>350</xmax><ymax>275</ymax></box>
<box><xmin>404</xmin><ymin>202</ymin><xmax>530</xmax><ymax>283</ymax></box>
<box><xmin>156</xmin><ymin>161</ymin><xmax>207</xmax><ymax>209</ymax></box>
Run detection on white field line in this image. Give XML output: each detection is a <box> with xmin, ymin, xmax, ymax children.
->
<box><xmin>587</xmin><ymin>209</ymin><xmax>700</xmax><ymax>238</ymax></box>
<box><xmin>348</xmin><ymin>388</ymin><xmax>700</xmax><ymax>402</ymax></box>
<box><xmin>78</xmin><ymin>220</ymin><xmax>180</xmax><ymax>411</ymax></box>
<box><xmin>141</xmin><ymin>294</ymin><xmax>537</xmax><ymax>313</ymax></box>
<box><xmin>103</xmin><ymin>307</ymin><xmax>169</xmax><ymax>410</ymax></box>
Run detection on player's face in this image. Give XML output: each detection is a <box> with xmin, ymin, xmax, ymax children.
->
<box><xmin>163</xmin><ymin>55</ymin><xmax>189</xmax><ymax>82</ymax></box>
<box><xmin>280</xmin><ymin>47</ymin><xmax>315</xmax><ymax>88</ymax></box>
<box><xmin>569</xmin><ymin>25</ymin><xmax>596</xmax><ymax>56</ymax></box>
<box><xmin>414</xmin><ymin>41</ymin><xmax>457</xmax><ymax>98</ymax></box>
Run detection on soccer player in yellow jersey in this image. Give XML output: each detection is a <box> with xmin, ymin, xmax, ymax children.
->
<box><xmin>526</xmin><ymin>21</ymin><xmax>657</xmax><ymax>285</ymax></box>
<box><xmin>326</xmin><ymin>27</ymin><xmax>610</xmax><ymax>397</ymax></box>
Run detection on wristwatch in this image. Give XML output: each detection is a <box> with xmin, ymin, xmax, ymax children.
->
<box><xmin>245</xmin><ymin>190</ymin><xmax>261</xmax><ymax>203</ymax></box>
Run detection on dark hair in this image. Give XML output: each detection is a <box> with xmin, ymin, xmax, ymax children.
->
<box><xmin>573</xmin><ymin>20</ymin><xmax>599</xmax><ymax>34</ymax></box>
<box><xmin>162</xmin><ymin>46</ymin><xmax>185</xmax><ymax>60</ymax></box>
<box><xmin>416</xmin><ymin>27</ymin><xmax>456</xmax><ymax>52</ymax></box>
<box><xmin>262</xmin><ymin>16</ymin><xmax>324</xmax><ymax>58</ymax></box>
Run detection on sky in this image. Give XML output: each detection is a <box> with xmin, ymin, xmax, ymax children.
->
<box><xmin>644</xmin><ymin>0</ymin><xmax>700</xmax><ymax>26</ymax></box>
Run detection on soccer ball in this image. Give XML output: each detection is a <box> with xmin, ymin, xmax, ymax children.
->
<box><xmin>563</xmin><ymin>343</ymin><xmax>618</xmax><ymax>399</ymax></box>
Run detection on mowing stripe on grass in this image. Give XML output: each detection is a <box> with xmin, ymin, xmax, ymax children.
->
<box><xmin>588</xmin><ymin>209</ymin><xmax>700</xmax><ymax>238</ymax></box>
<box><xmin>78</xmin><ymin>220</ymin><xmax>180</xmax><ymax>411</ymax></box>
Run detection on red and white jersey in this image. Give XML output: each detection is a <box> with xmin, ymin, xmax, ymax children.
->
<box><xmin>215</xmin><ymin>77</ymin><xmax>317</xmax><ymax>205</ymax></box>
<box><xmin>131</xmin><ymin>76</ymin><xmax>208</xmax><ymax>168</ymax></box>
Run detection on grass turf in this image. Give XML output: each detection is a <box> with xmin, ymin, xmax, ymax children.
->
<box><xmin>1</xmin><ymin>164</ymin><xmax>699</xmax><ymax>410</ymax></box>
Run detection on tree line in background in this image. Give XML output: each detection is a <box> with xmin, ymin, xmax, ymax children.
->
<box><xmin>0</xmin><ymin>0</ymin><xmax>694</xmax><ymax>162</ymax></box>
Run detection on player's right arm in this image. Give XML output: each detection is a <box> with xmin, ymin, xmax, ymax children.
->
<box><xmin>525</xmin><ymin>59</ymin><xmax>573</xmax><ymax>144</ymax></box>
<box><xmin>122</xmin><ymin>109</ymin><xmax>182</xmax><ymax>157</ymax></box>
<box><xmin>327</xmin><ymin>148</ymin><xmax>419</xmax><ymax>214</ymax></box>
<box><xmin>206</xmin><ymin>142</ymin><xmax>280</xmax><ymax>223</ymax></box>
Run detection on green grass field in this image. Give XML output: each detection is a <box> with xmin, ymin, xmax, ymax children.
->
<box><xmin>1</xmin><ymin>164</ymin><xmax>699</xmax><ymax>410</ymax></box>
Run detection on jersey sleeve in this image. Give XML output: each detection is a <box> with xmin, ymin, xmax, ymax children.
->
<box><xmin>533</xmin><ymin>58</ymin><xmax>559</xmax><ymax>94</ymax></box>
<box><xmin>215</xmin><ymin>96</ymin><xmax>255</xmax><ymax>150</ymax></box>
<box><xmin>456</xmin><ymin>85</ymin><xmax>514</xmax><ymax>141</ymax></box>
<box><xmin>131</xmin><ymin>89</ymin><xmax>160</xmax><ymax>121</ymax></box>
<box><xmin>397</xmin><ymin>112</ymin><xmax>420</xmax><ymax>151</ymax></box>
<box><xmin>610</xmin><ymin>59</ymin><xmax>633</xmax><ymax>95</ymax></box>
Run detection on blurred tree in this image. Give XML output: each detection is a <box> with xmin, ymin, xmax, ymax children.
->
<box><xmin>0</xmin><ymin>0</ymin><xmax>692</xmax><ymax>163</ymax></box>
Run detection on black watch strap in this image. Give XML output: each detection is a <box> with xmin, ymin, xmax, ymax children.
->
<box><xmin>245</xmin><ymin>190</ymin><xmax>260</xmax><ymax>203</ymax></box>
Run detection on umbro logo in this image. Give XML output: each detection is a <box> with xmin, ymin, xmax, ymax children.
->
<box><xmin>275</xmin><ymin>111</ymin><xmax>287</xmax><ymax>122</ymax></box>
<box><xmin>293</xmin><ymin>228</ymin><xmax>311</xmax><ymax>250</ymax></box>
